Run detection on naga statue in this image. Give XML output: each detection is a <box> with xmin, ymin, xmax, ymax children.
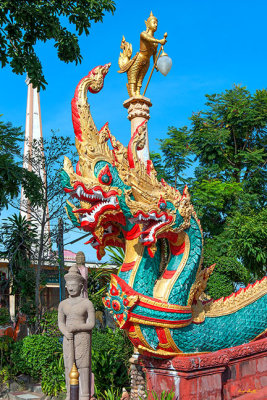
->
<box><xmin>61</xmin><ymin>64</ymin><xmax>267</xmax><ymax>359</ymax></box>
<box><xmin>118</xmin><ymin>11</ymin><xmax>167</xmax><ymax>97</ymax></box>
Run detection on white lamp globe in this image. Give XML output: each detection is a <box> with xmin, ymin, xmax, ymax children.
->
<box><xmin>157</xmin><ymin>51</ymin><xmax>172</xmax><ymax>76</ymax></box>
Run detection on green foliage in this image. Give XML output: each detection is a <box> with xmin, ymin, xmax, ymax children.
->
<box><xmin>105</xmin><ymin>246</ymin><xmax>124</xmax><ymax>266</ymax></box>
<box><xmin>0</xmin><ymin>214</ymin><xmax>37</xmax><ymax>316</ymax></box>
<box><xmin>39</xmin><ymin>310</ymin><xmax>61</xmax><ymax>337</ymax></box>
<box><xmin>87</xmin><ymin>268</ymin><xmax>113</xmax><ymax>311</ymax></box>
<box><xmin>96</xmin><ymin>387</ymin><xmax>122</xmax><ymax>400</ymax></box>
<box><xmin>148</xmin><ymin>390</ymin><xmax>176</xmax><ymax>400</ymax></box>
<box><xmin>0</xmin><ymin>1</ymin><xmax>116</xmax><ymax>90</ymax></box>
<box><xmin>92</xmin><ymin>327</ymin><xmax>132</xmax><ymax>392</ymax></box>
<box><xmin>204</xmin><ymin>236</ymin><xmax>251</xmax><ymax>298</ymax></box>
<box><xmin>0</xmin><ymin>307</ymin><xmax>10</xmax><ymax>325</ymax></box>
<box><xmin>41</xmin><ymin>353</ymin><xmax>65</xmax><ymax>396</ymax></box>
<box><xmin>10</xmin><ymin>335</ymin><xmax>64</xmax><ymax>385</ymax></box>
<box><xmin>0</xmin><ymin>117</ymin><xmax>42</xmax><ymax>210</ymax></box>
<box><xmin>0</xmin><ymin>336</ymin><xmax>13</xmax><ymax>368</ymax></box>
<box><xmin>226</xmin><ymin>208</ymin><xmax>267</xmax><ymax>277</ymax></box>
<box><xmin>155</xmin><ymin>126</ymin><xmax>192</xmax><ymax>188</ymax></box>
<box><xmin>152</xmin><ymin>86</ymin><xmax>267</xmax><ymax>294</ymax></box>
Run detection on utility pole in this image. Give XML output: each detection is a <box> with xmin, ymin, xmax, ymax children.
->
<box><xmin>57</xmin><ymin>217</ymin><xmax>65</xmax><ymax>301</ymax></box>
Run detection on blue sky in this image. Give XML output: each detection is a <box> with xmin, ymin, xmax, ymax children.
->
<box><xmin>1</xmin><ymin>0</ymin><xmax>266</xmax><ymax>261</ymax></box>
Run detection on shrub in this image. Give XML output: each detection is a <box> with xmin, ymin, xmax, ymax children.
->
<box><xmin>92</xmin><ymin>327</ymin><xmax>133</xmax><ymax>392</ymax></box>
<box><xmin>40</xmin><ymin>310</ymin><xmax>61</xmax><ymax>337</ymax></box>
<box><xmin>10</xmin><ymin>334</ymin><xmax>65</xmax><ymax>396</ymax></box>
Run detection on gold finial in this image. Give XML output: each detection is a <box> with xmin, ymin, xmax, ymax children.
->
<box><xmin>69</xmin><ymin>363</ymin><xmax>79</xmax><ymax>385</ymax></box>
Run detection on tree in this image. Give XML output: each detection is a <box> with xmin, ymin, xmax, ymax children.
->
<box><xmin>152</xmin><ymin>86</ymin><xmax>267</xmax><ymax>297</ymax></box>
<box><xmin>0</xmin><ymin>117</ymin><xmax>42</xmax><ymax>211</ymax></box>
<box><xmin>0</xmin><ymin>214</ymin><xmax>38</xmax><ymax>315</ymax></box>
<box><xmin>13</xmin><ymin>134</ymin><xmax>76</xmax><ymax>319</ymax></box>
<box><xmin>0</xmin><ymin>0</ymin><xmax>116</xmax><ymax>90</ymax></box>
<box><xmin>151</xmin><ymin>126</ymin><xmax>192</xmax><ymax>189</ymax></box>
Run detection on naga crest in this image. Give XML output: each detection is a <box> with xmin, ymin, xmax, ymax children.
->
<box><xmin>62</xmin><ymin>65</ymin><xmax>267</xmax><ymax>358</ymax></box>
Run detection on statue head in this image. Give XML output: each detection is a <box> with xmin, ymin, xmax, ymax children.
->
<box><xmin>76</xmin><ymin>251</ymin><xmax>85</xmax><ymax>266</ymax></box>
<box><xmin>65</xmin><ymin>265</ymin><xmax>85</xmax><ymax>297</ymax></box>
<box><xmin>145</xmin><ymin>11</ymin><xmax>158</xmax><ymax>32</ymax></box>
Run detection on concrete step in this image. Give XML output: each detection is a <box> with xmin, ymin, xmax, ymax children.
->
<box><xmin>6</xmin><ymin>391</ymin><xmax>46</xmax><ymax>400</ymax></box>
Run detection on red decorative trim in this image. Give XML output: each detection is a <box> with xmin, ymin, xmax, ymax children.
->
<box><xmin>139</xmin><ymin>337</ymin><xmax>267</xmax><ymax>366</ymax></box>
<box><xmin>128</xmin><ymin>120</ymin><xmax>147</xmax><ymax>169</ymax></box>
<box><xmin>146</xmin><ymin>159</ymin><xmax>152</xmax><ymax>175</ymax></box>
<box><xmin>137</xmin><ymin>301</ymin><xmax>191</xmax><ymax>314</ymax></box>
<box><xmin>76</xmin><ymin>161</ymin><xmax>81</xmax><ymax>176</ymax></box>
<box><xmin>130</xmin><ymin>313</ymin><xmax>192</xmax><ymax>325</ymax></box>
<box><xmin>120</xmin><ymin>261</ymin><xmax>136</xmax><ymax>272</ymax></box>
<box><xmin>162</xmin><ymin>270</ymin><xmax>176</xmax><ymax>279</ymax></box>
<box><xmin>170</xmin><ymin>240</ymin><xmax>185</xmax><ymax>256</ymax></box>
<box><xmin>212</xmin><ymin>275</ymin><xmax>267</xmax><ymax>304</ymax></box>
<box><xmin>122</xmin><ymin>224</ymin><xmax>141</xmax><ymax>240</ymax></box>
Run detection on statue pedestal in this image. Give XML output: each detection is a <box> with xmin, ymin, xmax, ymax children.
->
<box><xmin>130</xmin><ymin>338</ymin><xmax>267</xmax><ymax>400</ymax></box>
<box><xmin>123</xmin><ymin>96</ymin><xmax>152</xmax><ymax>163</ymax></box>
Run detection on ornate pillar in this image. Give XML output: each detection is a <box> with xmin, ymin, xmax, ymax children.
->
<box><xmin>123</xmin><ymin>96</ymin><xmax>152</xmax><ymax>163</ymax></box>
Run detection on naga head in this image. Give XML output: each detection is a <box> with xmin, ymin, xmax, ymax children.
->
<box><xmin>62</xmin><ymin>64</ymin><xmax>196</xmax><ymax>259</ymax></box>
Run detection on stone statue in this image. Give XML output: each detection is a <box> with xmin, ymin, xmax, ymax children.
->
<box><xmin>58</xmin><ymin>265</ymin><xmax>95</xmax><ymax>400</ymax></box>
<box><xmin>76</xmin><ymin>251</ymin><xmax>88</xmax><ymax>298</ymax></box>
<box><xmin>118</xmin><ymin>11</ymin><xmax>167</xmax><ymax>97</ymax></box>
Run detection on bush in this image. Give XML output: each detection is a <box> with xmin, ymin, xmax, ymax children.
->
<box><xmin>92</xmin><ymin>327</ymin><xmax>133</xmax><ymax>392</ymax></box>
<box><xmin>10</xmin><ymin>334</ymin><xmax>65</xmax><ymax>396</ymax></box>
<box><xmin>40</xmin><ymin>310</ymin><xmax>61</xmax><ymax>337</ymax></box>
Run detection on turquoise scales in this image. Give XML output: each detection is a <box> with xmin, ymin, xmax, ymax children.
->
<box><xmin>62</xmin><ymin>64</ymin><xmax>267</xmax><ymax>358</ymax></box>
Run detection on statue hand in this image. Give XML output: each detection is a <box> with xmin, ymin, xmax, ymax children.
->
<box><xmin>159</xmin><ymin>38</ymin><xmax>167</xmax><ymax>45</ymax></box>
<box><xmin>65</xmin><ymin>332</ymin><xmax>73</xmax><ymax>340</ymax></box>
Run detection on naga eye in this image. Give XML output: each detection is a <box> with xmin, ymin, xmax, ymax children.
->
<box><xmin>98</xmin><ymin>164</ymin><xmax>112</xmax><ymax>185</ymax></box>
<box><xmin>101</xmin><ymin>174</ymin><xmax>110</xmax><ymax>183</ymax></box>
<box><xmin>158</xmin><ymin>196</ymin><xmax>167</xmax><ymax>211</ymax></box>
<box><xmin>159</xmin><ymin>202</ymin><xmax>167</xmax><ymax>210</ymax></box>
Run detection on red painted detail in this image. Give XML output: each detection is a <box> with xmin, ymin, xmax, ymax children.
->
<box><xmin>147</xmin><ymin>247</ymin><xmax>155</xmax><ymax>258</ymax></box>
<box><xmin>158</xmin><ymin>196</ymin><xmax>167</xmax><ymax>209</ymax></box>
<box><xmin>122</xmin><ymin>224</ymin><xmax>141</xmax><ymax>240</ymax></box>
<box><xmin>105</xmin><ymin>300</ymin><xmax>110</xmax><ymax>308</ymax></box>
<box><xmin>162</xmin><ymin>270</ymin><xmax>177</xmax><ymax>279</ymax></box>
<box><xmin>116</xmin><ymin>313</ymin><xmax>123</xmax><ymax>323</ymax></box>
<box><xmin>161</xmin><ymin>178</ymin><xmax>166</xmax><ymax>186</ymax></box>
<box><xmin>170</xmin><ymin>240</ymin><xmax>186</xmax><ymax>256</ymax></box>
<box><xmin>110</xmin><ymin>285</ymin><xmax>119</xmax><ymax>296</ymax></box>
<box><xmin>71</xmin><ymin>64</ymin><xmax>110</xmax><ymax>142</ymax></box>
<box><xmin>212</xmin><ymin>275</ymin><xmax>267</xmax><ymax>304</ymax></box>
<box><xmin>130</xmin><ymin>313</ymin><xmax>192</xmax><ymax>325</ymax></box>
<box><xmin>98</xmin><ymin>164</ymin><xmax>112</xmax><ymax>185</ymax></box>
<box><xmin>73</xmin><ymin>183</ymin><xmax>118</xmax><ymax>198</ymax></box>
<box><xmin>123</xmin><ymin>298</ymin><xmax>129</xmax><ymax>306</ymax></box>
<box><xmin>76</xmin><ymin>161</ymin><xmax>81</xmax><ymax>176</ymax></box>
<box><xmin>120</xmin><ymin>261</ymin><xmax>136</xmax><ymax>272</ymax></box>
<box><xmin>98</xmin><ymin>122</ymin><xmax>110</xmax><ymax>140</ymax></box>
<box><xmin>128</xmin><ymin>120</ymin><xmax>147</xmax><ymax>169</ymax></box>
<box><xmin>146</xmin><ymin>160</ymin><xmax>152</xmax><ymax>175</ymax></box>
<box><xmin>155</xmin><ymin>327</ymin><xmax>168</xmax><ymax>343</ymax></box>
<box><xmin>112</xmin><ymin>300</ymin><xmax>121</xmax><ymax>311</ymax></box>
<box><xmin>129</xmin><ymin>325</ymin><xmax>135</xmax><ymax>333</ymax></box>
<box><xmin>112</xmin><ymin>274</ymin><xmax>192</xmax><ymax>311</ymax></box>
<box><xmin>64</xmin><ymin>188</ymin><xmax>73</xmax><ymax>193</ymax></box>
<box><xmin>137</xmin><ymin>301</ymin><xmax>191</xmax><ymax>314</ymax></box>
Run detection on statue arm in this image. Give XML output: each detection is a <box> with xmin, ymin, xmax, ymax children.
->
<box><xmin>69</xmin><ymin>300</ymin><xmax>95</xmax><ymax>333</ymax></box>
<box><xmin>58</xmin><ymin>303</ymin><xmax>73</xmax><ymax>339</ymax></box>
<box><xmin>141</xmin><ymin>31</ymin><xmax>166</xmax><ymax>46</ymax></box>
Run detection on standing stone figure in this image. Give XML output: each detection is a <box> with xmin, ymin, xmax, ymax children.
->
<box><xmin>58</xmin><ymin>265</ymin><xmax>95</xmax><ymax>400</ymax></box>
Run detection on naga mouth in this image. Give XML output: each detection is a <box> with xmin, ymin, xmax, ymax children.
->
<box><xmin>72</xmin><ymin>184</ymin><xmax>119</xmax><ymax>229</ymax></box>
<box><xmin>130</xmin><ymin>211</ymin><xmax>172</xmax><ymax>245</ymax></box>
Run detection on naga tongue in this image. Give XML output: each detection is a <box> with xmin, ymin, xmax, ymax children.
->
<box><xmin>147</xmin><ymin>243</ymin><xmax>157</xmax><ymax>258</ymax></box>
